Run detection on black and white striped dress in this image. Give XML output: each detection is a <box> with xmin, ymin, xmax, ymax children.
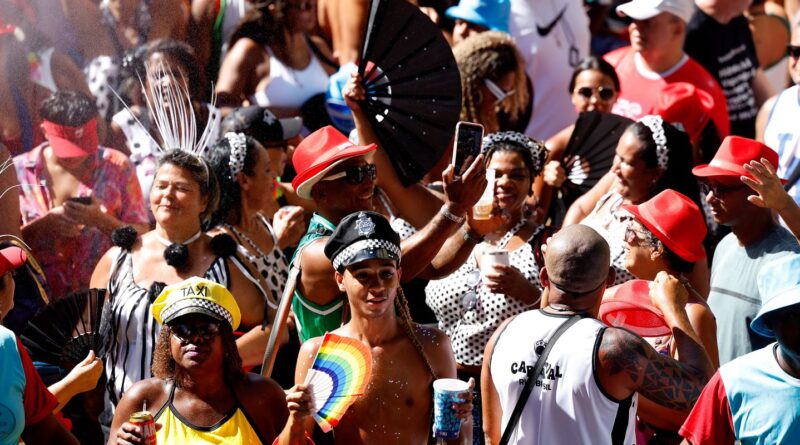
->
<box><xmin>105</xmin><ymin>249</ymin><xmax>230</xmax><ymax>406</ymax></box>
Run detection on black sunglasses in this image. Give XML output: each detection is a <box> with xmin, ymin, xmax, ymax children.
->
<box><xmin>171</xmin><ymin>322</ymin><xmax>221</xmax><ymax>343</ymax></box>
<box><xmin>321</xmin><ymin>163</ymin><xmax>377</xmax><ymax>185</ymax></box>
<box><xmin>788</xmin><ymin>45</ymin><xmax>800</xmax><ymax>59</ymax></box>
<box><xmin>575</xmin><ymin>86</ymin><xmax>615</xmax><ymax>101</ymax></box>
<box><xmin>699</xmin><ymin>180</ymin><xmax>747</xmax><ymax>198</ymax></box>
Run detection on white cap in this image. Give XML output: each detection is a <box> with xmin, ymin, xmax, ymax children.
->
<box><xmin>616</xmin><ymin>0</ymin><xmax>694</xmax><ymax>24</ymax></box>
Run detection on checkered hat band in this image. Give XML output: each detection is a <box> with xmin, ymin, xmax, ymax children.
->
<box><xmin>161</xmin><ymin>298</ymin><xmax>233</xmax><ymax>326</ymax></box>
<box><xmin>332</xmin><ymin>239</ymin><xmax>401</xmax><ymax>271</ymax></box>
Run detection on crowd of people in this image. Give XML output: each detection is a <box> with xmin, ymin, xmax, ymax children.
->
<box><xmin>1</xmin><ymin>0</ymin><xmax>799</xmax><ymax>444</ymax></box>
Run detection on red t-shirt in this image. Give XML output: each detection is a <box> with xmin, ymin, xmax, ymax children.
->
<box><xmin>604</xmin><ymin>46</ymin><xmax>731</xmax><ymax>139</ymax></box>
<box><xmin>679</xmin><ymin>371</ymin><xmax>736</xmax><ymax>445</ymax></box>
<box><xmin>16</xmin><ymin>338</ymin><xmax>58</xmax><ymax>425</ymax></box>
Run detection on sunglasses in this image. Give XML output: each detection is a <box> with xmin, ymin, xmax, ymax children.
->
<box><xmin>787</xmin><ymin>45</ymin><xmax>800</xmax><ymax>59</ymax></box>
<box><xmin>484</xmin><ymin>79</ymin><xmax>516</xmax><ymax>104</ymax></box>
<box><xmin>171</xmin><ymin>322</ymin><xmax>221</xmax><ymax>343</ymax></box>
<box><xmin>699</xmin><ymin>180</ymin><xmax>747</xmax><ymax>198</ymax></box>
<box><xmin>624</xmin><ymin>226</ymin><xmax>652</xmax><ymax>245</ymax></box>
<box><xmin>321</xmin><ymin>163</ymin><xmax>377</xmax><ymax>185</ymax></box>
<box><xmin>574</xmin><ymin>86</ymin><xmax>615</xmax><ymax>101</ymax></box>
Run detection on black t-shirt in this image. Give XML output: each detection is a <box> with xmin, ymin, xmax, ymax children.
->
<box><xmin>684</xmin><ymin>8</ymin><xmax>759</xmax><ymax>138</ymax></box>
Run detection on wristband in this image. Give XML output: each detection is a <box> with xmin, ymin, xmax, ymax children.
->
<box><xmin>440</xmin><ymin>204</ymin><xmax>465</xmax><ymax>225</ymax></box>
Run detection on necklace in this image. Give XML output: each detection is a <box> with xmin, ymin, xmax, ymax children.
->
<box><xmin>461</xmin><ymin>219</ymin><xmax>528</xmax><ymax>310</ymax></box>
<box><xmin>155</xmin><ymin>230</ymin><xmax>202</xmax><ymax>247</ymax></box>
<box><xmin>226</xmin><ymin>219</ymin><xmax>270</xmax><ymax>259</ymax></box>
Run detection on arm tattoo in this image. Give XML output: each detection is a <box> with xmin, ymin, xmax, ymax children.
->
<box><xmin>599</xmin><ymin>328</ymin><xmax>707</xmax><ymax>411</ymax></box>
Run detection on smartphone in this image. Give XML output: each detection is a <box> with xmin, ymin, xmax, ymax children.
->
<box><xmin>67</xmin><ymin>196</ymin><xmax>92</xmax><ymax>205</ymax></box>
<box><xmin>451</xmin><ymin>121</ymin><xmax>484</xmax><ymax>178</ymax></box>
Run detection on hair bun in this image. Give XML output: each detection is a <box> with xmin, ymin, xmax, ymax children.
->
<box><xmin>111</xmin><ymin>226</ymin><xmax>138</xmax><ymax>250</ymax></box>
<box><xmin>210</xmin><ymin>233</ymin><xmax>238</xmax><ymax>258</ymax></box>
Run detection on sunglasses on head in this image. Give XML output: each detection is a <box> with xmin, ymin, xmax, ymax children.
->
<box><xmin>171</xmin><ymin>321</ymin><xmax>221</xmax><ymax>343</ymax></box>
<box><xmin>574</xmin><ymin>86</ymin><xmax>615</xmax><ymax>101</ymax></box>
<box><xmin>484</xmin><ymin>79</ymin><xmax>516</xmax><ymax>104</ymax></box>
<box><xmin>321</xmin><ymin>163</ymin><xmax>377</xmax><ymax>185</ymax></box>
<box><xmin>788</xmin><ymin>45</ymin><xmax>800</xmax><ymax>59</ymax></box>
<box><xmin>699</xmin><ymin>180</ymin><xmax>747</xmax><ymax>198</ymax></box>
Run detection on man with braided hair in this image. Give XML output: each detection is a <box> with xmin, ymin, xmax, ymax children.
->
<box><xmin>279</xmin><ymin>211</ymin><xmax>474</xmax><ymax>445</ymax></box>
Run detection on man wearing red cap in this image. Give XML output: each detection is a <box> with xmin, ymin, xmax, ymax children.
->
<box><xmin>692</xmin><ymin>135</ymin><xmax>800</xmax><ymax>364</ymax></box>
<box><xmin>288</xmin><ymin>125</ymin><xmax>486</xmax><ymax>343</ymax></box>
<box><xmin>604</xmin><ymin>0</ymin><xmax>730</xmax><ymax>139</ymax></box>
<box><xmin>13</xmin><ymin>91</ymin><xmax>149</xmax><ymax>299</ymax></box>
<box><xmin>0</xmin><ymin>246</ymin><xmax>79</xmax><ymax>444</ymax></box>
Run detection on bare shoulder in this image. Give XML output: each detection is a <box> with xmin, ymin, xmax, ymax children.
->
<box><xmin>239</xmin><ymin>373</ymin><xmax>287</xmax><ymax>404</ymax></box>
<box><xmin>412</xmin><ymin>324</ymin><xmax>456</xmax><ymax>377</ymax></box>
<box><xmin>119</xmin><ymin>378</ymin><xmax>170</xmax><ymax>413</ymax></box>
<box><xmin>299</xmin><ymin>237</ymin><xmax>334</xmax><ymax>275</ymax></box>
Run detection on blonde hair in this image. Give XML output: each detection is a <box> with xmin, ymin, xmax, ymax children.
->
<box><xmin>453</xmin><ymin>31</ymin><xmax>529</xmax><ymax>132</ymax></box>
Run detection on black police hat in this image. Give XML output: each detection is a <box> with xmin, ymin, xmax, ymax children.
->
<box><xmin>221</xmin><ymin>106</ymin><xmax>302</xmax><ymax>145</ymax></box>
<box><xmin>324</xmin><ymin>211</ymin><xmax>401</xmax><ymax>272</ymax></box>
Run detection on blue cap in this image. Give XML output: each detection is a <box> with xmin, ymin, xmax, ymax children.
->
<box><xmin>752</xmin><ymin>254</ymin><xmax>800</xmax><ymax>337</ymax></box>
<box><xmin>445</xmin><ymin>0</ymin><xmax>510</xmax><ymax>33</ymax></box>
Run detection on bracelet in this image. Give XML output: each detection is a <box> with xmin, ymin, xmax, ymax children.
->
<box><xmin>462</xmin><ymin>227</ymin><xmax>484</xmax><ymax>244</ymax></box>
<box><xmin>440</xmin><ymin>204</ymin><xmax>465</xmax><ymax>225</ymax></box>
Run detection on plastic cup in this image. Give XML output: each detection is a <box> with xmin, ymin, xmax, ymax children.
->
<box><xmin>481</xmin><ymin>250</ymin><xmax>509</xmax><ymax>281</ymax></box>
<box><xmin>432</xmin><ymin>378</ymin><xmax>468</xmax><ymax>440</ymax></box>
<box><xmin>473</xmin><ymin>169</ymin><xmax>495</xmax><ymax>220</ymax></box>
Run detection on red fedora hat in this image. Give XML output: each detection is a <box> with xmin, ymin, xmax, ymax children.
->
<box><xmin>622</xmin><ymin>189</ymin><xmax>707</xmax><ymax>262</ymax></box>
<box><xmin>599</xmin><ymin>279</ymin><xmax>671</xmax><ymax>337</ymax></box>
<box><xmin>692</xmin><ymin>135</ymin><xmax>785</xmax><ymax>183</ymax></box>
<box><xmin>653</xmin><ymin>82</ymin><xmax>714</xmax><ymax>143</ymax></box>
<box><xmin>291</xmin><ymin>126</ymin><xmax>377</xmax><ymax>199</ymax></box>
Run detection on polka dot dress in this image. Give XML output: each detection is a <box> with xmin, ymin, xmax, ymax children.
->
<box><xmin>425</xmin><ymin>225</ymin><xmax>545</xmax><ymax>367</ymax></box>
<box><xmin>227</xmin><ymin>215</ymin><xmax>288</xmax><ymax>307</ymax></box>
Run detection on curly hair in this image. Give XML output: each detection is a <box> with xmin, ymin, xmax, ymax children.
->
<box><xmin>229</xmin><ymin>0</ymin><xmax>289</xmax><ymax>48</ymax></box>
<box><xmin>152</xmin><ymin>321</ymin><xmax>244</xmax><ymax>387</ymax></box>
<box><xmin>204</xmin><ymin>135</ymin><xmax>264</xmax><ymax>228</ymax></box>
<box><xmin>156</xmin><ymin>150</ymin><xmax>221</xmax><ymax>225</ymax></box>
<box><xmin>453</xmin><ymin>31</ymin><xmax>529</xmax><ymax>132</ymax></box>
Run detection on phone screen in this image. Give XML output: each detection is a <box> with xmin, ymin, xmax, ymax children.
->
<box><xmin>452</xmin><ymin>122</ymin><xmax>484</xmax><ymax>177</ymax></box>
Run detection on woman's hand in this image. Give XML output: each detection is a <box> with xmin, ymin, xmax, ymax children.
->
<box><xmin>483</xmin><ymin>264</ymin><xmax>540</xmax><ymax>304</ymax></box>
<box><xmin>285</xmin><ymin>384</ymin><xmax>313</xmax><ymax>423</ymax></box>
<box><xmin>442</xmin><ymin>155</ymin><xmax>487</xmax><ymax>216</ymax></box>
<box><xmin>64</xmin><ymin>350</ymin><xmax>104</xmax><ymax>394</ymax></box>
<box><xmin>115</xmin><ymin>421</ymin><xmax>162</xmax><ymax>445</ymax></box>
<box><xmin>466</xmin><ymin>207</ymin><xmax>510</xmax><ymax>237</ymax></box>
<box><xmin>542</xmin><ymin>160</ymin><xmax>566</xmax><ymax>188</ymax></box>
<box><xmin>742</xmin><ymin>157</ymin><xmax>794</xmax><ymax>211</ymax></box>
<box><xmin>342</xmin><ymin>70</ymin><xmax>365</xmax><ymax>114</ymax></box>
<box><xmin>453</xmin><ymin>378</ymin><xmax>475</xmax><ymax>421</ymax></box>
<box><xmin>273</xmin><ymin>206</ymin><xmax>306</xmax><ymax>249</ymax></box>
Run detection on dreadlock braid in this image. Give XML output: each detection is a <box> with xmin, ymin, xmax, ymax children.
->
<box><xmin>394</xmin><ymin>286</ymin><xmax>438</xmax><ymax>380</ymax></box>
<box><xmin>453</xmin><ymin>31</ymin><xmax>529</xmax><ymax>133</ymax></box>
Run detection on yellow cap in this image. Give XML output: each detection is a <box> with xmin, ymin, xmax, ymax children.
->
<box><xmin>151</xmin><ymin>277</ymin><xmax>241</xmax><ymax>330</ymax></box>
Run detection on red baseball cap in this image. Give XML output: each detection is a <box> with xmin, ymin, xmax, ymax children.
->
<box><xmin>291</xmin><ymin>126</ymin><xmax>377</xmax><ymax>199</ymax></box>
<box><xmin>653</xmin><ymin>83</ymin><xmax>714</xmax><ymax>143</ymax></box>
<box><xmin>622</xmin><ymin>189</ymin><xmax>707</xmax><ymax>262</ymax></box>
<box><xmin>599</xmin><ymin>279</ymin><xmax>671</xmax><ymax>337</ymax></box>
<box><xmin>0</xmin><ymin>246</ymin><xmax>26</xmax><ymax>276</ymax></box>
<box><xmin>692</xmin><ymin>136</ymin><xmax>785</xmax><ymax>183</ymax></box>
<box><xmin>41</xmin><ymin>118</ymin><xmax>99</xmax><ymax>158</ymax></box>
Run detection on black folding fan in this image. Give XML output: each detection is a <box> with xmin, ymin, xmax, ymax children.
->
<box><xmin>547</xmin><ymin>111</ymin><xmax>633</xmax><ymax>226</ymax></box>
<box><xmin>21</xmin><ymin>288</ymin><xmax>111</xmax><ymax>369</ymax></box>
<box><xmin>357</xmin><ymin>0</ymin><xmax>462</xmax><ymax>185</ymax></box>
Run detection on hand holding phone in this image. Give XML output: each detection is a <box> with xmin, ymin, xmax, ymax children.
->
<box><xmin>452</xmin><ymin>121</ymin><xmax>484</xmax><ymax>178</ymax></box>
<box><xmin>67</xmin><ymin>196</ymin><xmax>92</xmax><ymax>205</ymax></box>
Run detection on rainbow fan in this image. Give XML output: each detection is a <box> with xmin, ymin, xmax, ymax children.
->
<box><xmin>304</xmin><ymin>333</ymin><xmax>373</xmax><ymax>432</ymax></box>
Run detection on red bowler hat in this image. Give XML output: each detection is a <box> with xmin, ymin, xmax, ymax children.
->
<box><xmin>0</xmin><ymin>246</ymin><xmax>26</xmax><ymax>276</ymax></box>
<box><xmin>622</xmin><ymin>189</ymin><xmax>707</xmax><ymax>262</ymax></box>
<box><xmin>693</xmin><ymin>136</ymin><xmax>785</xmax><ymax>183</ymax></box>
<box><xmin>653</xmin><ymin>82</ymin><xmax>714</xmax><ymax>143</ymax></box>
<box><xmin>291</xmin><ymin>126</ymin><xmax>377</xmax><ymax>199</ymax></box>
<box><xmin>41</xmin><ymin>118</ymin><xmax>99</xmax><ymax>158</ymax></box>
<box><xmin>599</xmin><ymin>279</ymin><xmax>671</xmax><ymax>337</ymax></box>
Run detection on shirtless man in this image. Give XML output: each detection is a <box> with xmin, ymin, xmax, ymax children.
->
<box><xmin>277</xmin><ymin>211</ymin><xmax>472</xmax><ymax>445</ymax></box>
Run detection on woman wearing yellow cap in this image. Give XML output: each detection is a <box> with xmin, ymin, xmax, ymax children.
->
<box><xmin>108</xmin><ymin>277</ymin><xmax>292</xmax><ymax>444</ymax></box>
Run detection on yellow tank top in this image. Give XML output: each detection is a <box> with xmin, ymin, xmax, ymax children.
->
<box><xmin>155</xmin><ymin>383</ymin><xmax>266</xmax><ymax>444</ymax></box>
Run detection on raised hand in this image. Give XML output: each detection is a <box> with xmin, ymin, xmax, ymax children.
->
<box><xmin>742</xmin><ymin>157</ymin><xmax>794</xmax><ymax>211</ymax></box>
<box><xmin>442</xmin><ymin>154</ymin><xmax>487</xmax><ymax>216</ymax></box>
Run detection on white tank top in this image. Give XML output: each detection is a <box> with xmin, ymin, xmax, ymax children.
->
<box><xmin>489</xmin><ymin>310</ymin><xmax>637</xmax><ymax>445</ymax></box>
<box><xmin>249</xmin><ymin>43</ymin><xmax>329</xmax><ymax>109</ymax></box>
<box><xmin>764</xmin><ymin>85</ymin><xmax>800</xmax><ymax>205</ymax></box>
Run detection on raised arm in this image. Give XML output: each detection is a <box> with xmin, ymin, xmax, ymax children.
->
<box><xmin>742</xmin><ymin>157</ymin><xmax>800</xmax><ymax>242</ymax></box>
<box><xmin>595</xmin><ymin>273</ymin><xmax>714</xmax><ymax>410</ymax></box>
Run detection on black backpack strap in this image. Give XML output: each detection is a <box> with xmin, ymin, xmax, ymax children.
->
<box><xmin>498</xmin><ymin>314</ymin><xmax>583</xmax><ymax>445</ymax></box>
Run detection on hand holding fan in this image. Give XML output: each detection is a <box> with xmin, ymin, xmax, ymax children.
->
<box><xmin>303</xmin><ymin>332</ymin><xmax>373</xmax><ymax>432</ymax></box>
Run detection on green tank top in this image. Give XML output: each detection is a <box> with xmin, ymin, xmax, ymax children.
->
<box><xmin>290</xmin><ymin>213</ymin><xmax>345</xmax><ymax>343</ymax></box>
